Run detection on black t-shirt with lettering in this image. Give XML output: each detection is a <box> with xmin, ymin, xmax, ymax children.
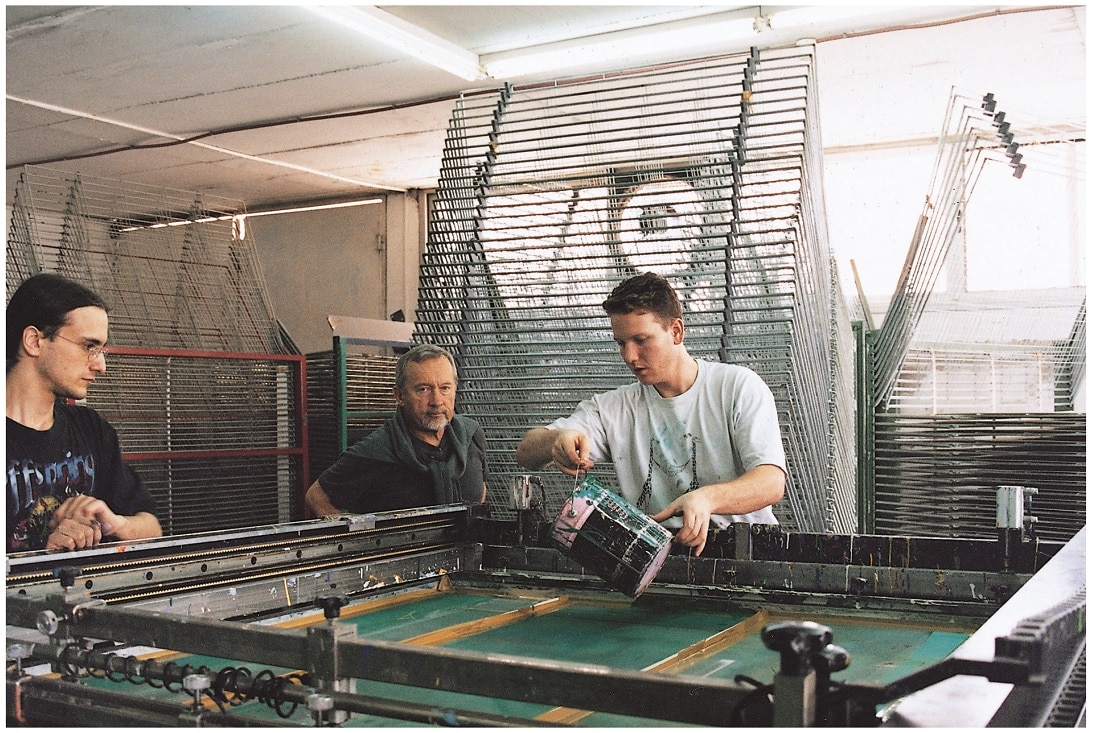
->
<box><xmin>7</xmin><ymin>403</ymin><xmax>157</xmax><ymax>551</ymax></box>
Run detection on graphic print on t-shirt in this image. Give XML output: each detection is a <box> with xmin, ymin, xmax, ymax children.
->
<box><xmin>7</xmin><ymin>451</ymin><xmax>96</xmax><ymax>550</ymax></box>
<box><xmin>637</xmin><ymin>432</ymin><xmax>701</xmax><ymax>512</ymax></box>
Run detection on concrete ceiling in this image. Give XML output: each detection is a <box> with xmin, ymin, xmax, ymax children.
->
<box><xmin>5</xmin><ymin>4</ymin><xmax>1085</xmax><ymax>212</ymax></box>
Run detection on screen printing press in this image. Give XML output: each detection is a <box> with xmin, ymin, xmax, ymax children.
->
<box><xmin>5</xmin><ymin>489</ymin><xmax>1086</xmax><ymax>728</ymax></box>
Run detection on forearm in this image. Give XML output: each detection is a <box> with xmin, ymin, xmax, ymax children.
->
<box><xmin>652</xmin><ymin>464</ymin><xmax>785</xmax><ymax>557</ymax></box>
<box><xmin>515</xmin><ymin>428</ymin><xmax>558</xmax><ymax>469</ymax></box>
<box><xmin>305</xmin><ymin>480</ymin><xmax>343</xmax><ymax>517</ymax></box>
<box><xmin>109</xmin><ymin>511</ymin><xmax>162</xmax><ymax>541</ymax></box>
<box><xmin>699</xmin><ymin>464</ymin><xmax>786</xmax><ymax>515</ymax></box>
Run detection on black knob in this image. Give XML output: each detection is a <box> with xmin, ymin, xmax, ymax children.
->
<box><xmin>55</xmin><ymin>566</ymin><xmax>82</xmax><ymax>589</ymax></box>
<box><xmin>315</xmin><ymin>595</ymin><xmax>349</xmax><ymax>620</ymax></box>
<box><xmin>762</xmin><ymin>620</ymin><xmax>833</xmax><ymax>675</ymax></box>
<box><xmin>815</xmin><ymin>643</ymin><xmax>851</xmax><ymax>674</ymax></box>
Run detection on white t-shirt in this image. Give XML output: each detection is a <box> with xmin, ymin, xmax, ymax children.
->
<box><xmin>547</xmin><ymin>359</ymin><xmax>786</xmax><ymax>529</ymax></box>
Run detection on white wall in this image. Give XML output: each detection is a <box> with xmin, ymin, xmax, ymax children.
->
<box><xmin>248</xmin><ymin>192</ymin><xmax>424</xmax><ymax>355</ymax></box>
<box><xmin>248</xmin><ymin>202</ymin><xmax>386</xmax><ymax>355</ymax></box>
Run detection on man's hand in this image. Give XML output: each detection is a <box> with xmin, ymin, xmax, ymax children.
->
<box><xmin>650</xmin><ymin>489</ymin><xmax>716</xmax><ymax>557</ymax></box>
<box><xmin>648</xmin><ymin>465</ymin><xmax>786</xmax><ymax>557</ymax></box>
<box><xmin>46</xmin><ymin>495</ymin><xmax>120</xmax><ymax>551</ymax></box>
<box><xmin>45</xmin><ymin>515</ymin><xmax>101</xmax><ymax>551</ymax></box>
<box><xmin>548</xmin><ymin>429</ymin><xmax>596</xmax><ymax>476</ymax></box>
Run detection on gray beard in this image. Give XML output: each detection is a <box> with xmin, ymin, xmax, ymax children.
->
<box><xmin>420</xmin><ymin>416</ymin><xmax>449</xmax><ymax>433</ymax></box>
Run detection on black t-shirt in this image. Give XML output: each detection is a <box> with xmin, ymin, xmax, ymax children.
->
<box><xmin>7</xmin><ymin>403</ymin><xmax>157</xmax><ymax>551</ymax></box>
<box><xmin>318</xmin><ymin>424</ymin><xmax>488</xmax><ymax>513</ymax></box>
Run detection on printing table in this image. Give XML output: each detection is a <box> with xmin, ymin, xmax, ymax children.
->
<box><xmin>6</xmin><ymin>504</ymin><xmax>1086</xmax><ymax>727</ymax></box>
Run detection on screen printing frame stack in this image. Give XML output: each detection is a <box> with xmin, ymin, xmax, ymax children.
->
<box><xmin>417</xmin><ymin>44</ymin><xmax>856</xmax><ymax>533</ymax></box>
<box><xmin>6</xmin><ymin>166</ymin><xmax>308</xmax><ymax>532</ymax></box>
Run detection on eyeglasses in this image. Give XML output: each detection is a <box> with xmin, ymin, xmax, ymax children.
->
<box><xmin>52</xmin><ymin>332</ymin><xmax>110</xmax><ymax>360</ymax></box>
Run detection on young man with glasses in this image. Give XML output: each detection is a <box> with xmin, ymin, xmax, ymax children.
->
<box><xmin>6</xmin><ymin>273</ymin><xmax>161</xmax><ymax>552</ymax></box>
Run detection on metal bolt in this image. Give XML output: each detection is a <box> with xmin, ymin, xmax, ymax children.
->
<box><xmin>35</xmin><ymin>610</ymin><xmax>60</xmax><ymax>636</ymax></box>
<box><xmin>8</xmin><ymin>642</ymin><xmax>34</xmax><ymax>676</ymax></box>
<box><xmin>308</xmin><ymin>693</ymin><xmax>334</xmax><ymax>726</ymax></box>
<box><xmin>183</xmin><ymin>673</ymin><xmax>210</xmax><ymax>711</ymax></box>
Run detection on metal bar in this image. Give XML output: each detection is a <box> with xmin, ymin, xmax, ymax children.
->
<box><xmin>6</xmin><ymin>598</ymin><xmax>754</xmax><ymax>727</ymax></box>
<box><xmin>333</xmin><ymin>634</ymin><xmax>752</xmax><ymax>726</ymax></box>
<box><xmin>853</xmin><ymin>321</ymin><xmax>875</xmax><ymax>533</ymax></box>
<box><xmin>122</xmin><ymin>447</ymin><xmax>306</xmax><ymax>461</ymax></box>
<box><xmin>335</xmin><ymin>335</ymin><xmax>350</xmax><ymax>454</ymax></box>
<box><xmin>7</xmin><ymin>676</ymin><xmax>287</xmax><ymax>728</ymax></box>
<box><xmin>6</xmin><ymin>505</ymin><xmax>471</xmax><ymax>589</ymax></box>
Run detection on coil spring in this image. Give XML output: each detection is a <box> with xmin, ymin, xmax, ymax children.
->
<box><xmin>60</xmin><ymin>643</ymin><xmax>310</xmax><ymax>718</ymax></box>
<box><xmin>209</xmin><ymin>666</ymin><xmax>310</xmax><ymax>718</ymax></box>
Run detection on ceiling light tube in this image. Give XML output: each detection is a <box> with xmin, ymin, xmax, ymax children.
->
<box><xmin>304</xmin><ymin>5</ymin><xmax>485</xmax><ymax>81</ymax></box>
<box><xmin>117</xmin><ymin>198</ymin><xmax>384</xmax><ymax>234</ymax></box>
<box><xmin>242</xmin><ymin>198</ymin><xmax>384</xmax><ymax>219</ymax></box>
<box><xmin>233</xmin><ymin>198</ymin><xmax>384</xmax><ymax>239</ymax></box>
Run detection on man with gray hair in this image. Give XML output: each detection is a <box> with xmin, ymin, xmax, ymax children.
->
<box><xmin>305</xmin><ymin>343</ymin><xmax>488</xmax><ymax>515</ymax></box>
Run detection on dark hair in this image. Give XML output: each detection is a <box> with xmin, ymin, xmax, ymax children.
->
<box><xmin>6</xmin><ymin>273</ymin><xmax>109</xmax><ymax>372</ymax></box>
<box><xmin>394</xmin><ymin>343</ymin><xmax>458</xmax><ymax>392</ymax></box>
<box><xmin>601</xmin><ymin>272</ymin><xmax>683</xmax><ymax>324</ymax></box>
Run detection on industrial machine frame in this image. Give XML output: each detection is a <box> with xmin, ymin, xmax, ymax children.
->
<box><xmin>6</xmin><ymin>500</ymin><xmax>1085</xmax><ymax>728</ymax></box>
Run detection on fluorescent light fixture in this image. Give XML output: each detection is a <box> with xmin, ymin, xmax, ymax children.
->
<box><xmin>483</xmin><ymin>13</ymin><xmax>758</xmax><ymax>79</ymax></box>
<box><xmin>119</xmin><ymin>214</ymin><xmax>234</xmax><ymax>233</ymax></box>
<box><xmin>304</xmin><ymin>5</ymin><xmax>484</xmax><ymax>81</ymax></box>
<box><xmin>241</xmin><ymin>198</ymin><xmax>383</xmax><ymax>219</ymax></box>
<box><xmin>118</xmin><ymin>198</ymin><xmax>384</xmax><ymax>236</ymax></box>
<box><xmin>234</xmin><ymin>198</ymin><xmax>384</xmax><ymax>239</ymax></box>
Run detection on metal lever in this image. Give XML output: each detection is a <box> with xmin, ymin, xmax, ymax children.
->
<box><xmin>762</xmin><ymin>620</ymin><xmax>833</xmax><ymax>675</ymax></box>
<box><xmin>762</xmin><ymin>620</ymin><xmax>834</xmax><ymax>726</ymax></box>
<box><xmin>315</xmin><ymin>594</ymin><xmax>349</xmax><ymax>622</ymax></box>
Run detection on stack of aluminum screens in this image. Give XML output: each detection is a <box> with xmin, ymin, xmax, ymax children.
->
<box><xmin>872</xmin><ymin>94</ymin><xmax>1085</xmax><ymax>411</ymax></box>
<box><xmin>306</xmin><ymin>349</ymin><xmax>398</xmax><ymax>482</ymax></box>
<box><xmin>873</xmin><ymin>413</ymin><xmax>1085</xmax><ymax>543</ymax></box>
<box><xmin>868</xmin><ymin>95</ymin><xmax>1086</xmax><ymax>540</ymax></box>
<box><xmin>83</xmin><ymin>352</ymin><xmax>303</xmax><ymax>535</ymax></box>
<box><xmin>306</xmin><ymin>351</ymin><xmax>341</xmax><ymax>483</ymax></box>
<box><xmin>873</xmin><ymin>292</ymin><xmax>1087</xmax><ymax>541</ymax></box>
<box><xmin>6</xmin><ymin>165</ymin><xmax>282</xmax><ymax>353</ymax></box>
<box><xmin>883</xmin><ymin>288</ymin><xmax>1086</xmax><ymax>414</ymax></box>
<box><xmin>416</xmin><ymin>46</ymin><xmax>855</xmax><ymax>532</ymax></box>
<box><xmin>872</xmin><ymin>93</ymin><xmax>1009</xmax><ymax>407</ymax></box>
<box><xmin>344</xmin><ymin>354</ymin><xmax>400</xmax><ymax>442</ymax></box>
<box><xmin>1058</xmin><ymin>302</ymin><xmax>1086</xmax><ymax>408</ymax></box>
<box><xmin>7</xmin><ymin>166</ymin><xmax>301</xmax><ymax>534</ymax></box>
<box><xmin>827</xmin><ymin>259</ymin><xmax>859</xmax><ymax>532</ymax></box>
